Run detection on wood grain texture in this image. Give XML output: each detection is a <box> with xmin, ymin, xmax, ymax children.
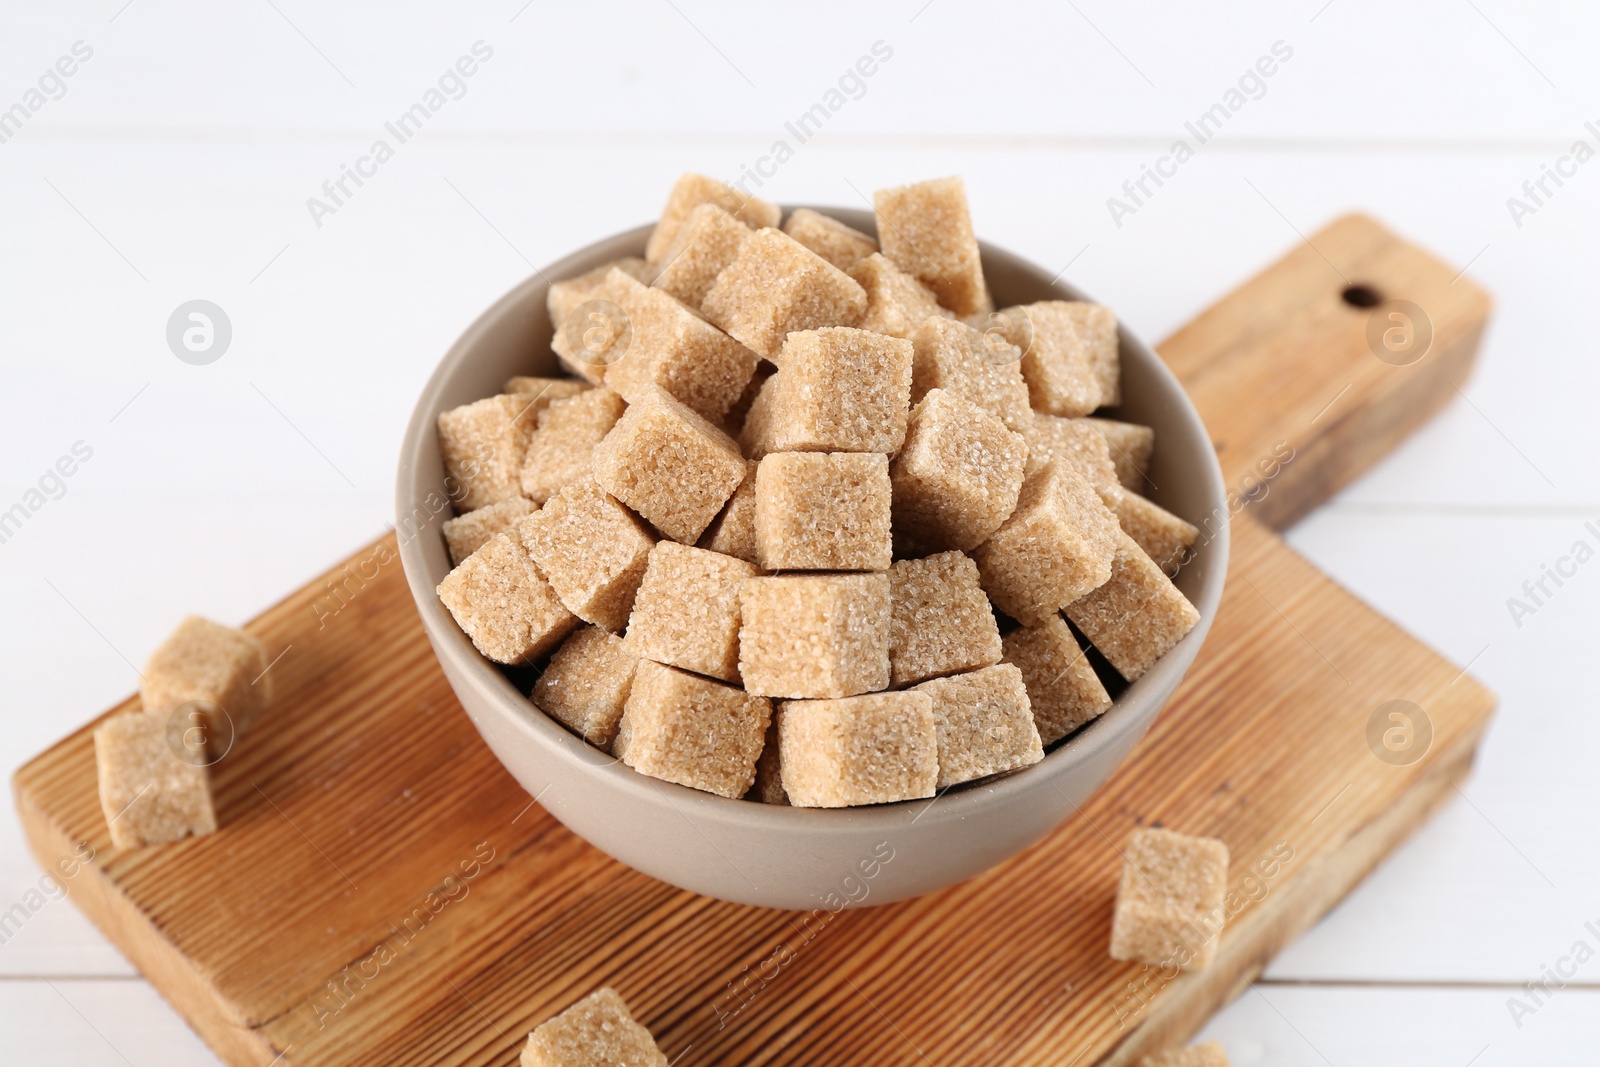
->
<box><xmin>12</xmin><ymin>215</ymin><xmax>1496</xmax><ymax>1066</ymax></box>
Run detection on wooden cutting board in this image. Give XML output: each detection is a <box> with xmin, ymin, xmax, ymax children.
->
<box><xmin>13</xmin><ymin>214</ymin><xmax>1495</xmax><ymax>1066</ymax></box>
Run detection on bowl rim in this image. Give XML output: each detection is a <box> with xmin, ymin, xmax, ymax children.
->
<box><xmin>396</xmin><ymin>206</ymin><xmax>1229</xmax><ymax>837</ymax></box>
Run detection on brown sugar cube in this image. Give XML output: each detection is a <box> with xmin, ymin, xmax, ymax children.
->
<box><xmin>1001</xmin><ymin>616</ymin><xmax>1112</xmax><ymax>745</ymax></box>
<box><xmin>520</xmin><ymin>387</ymin><xmax>627</xmax><ymax>504</ymax></box>
<box><xmin>738</xmin><ymin>574</ymin><xmax>890</xmax><ymax>699</ymax></box>
<box><xmin>651</xmin><ymin>203</ymin><xmax>754</xmax><ymax>311</ymax></box>
<box><xmin>1138</xmin><ymin>1043</ymin><xmax>1231</xmax><ymax>1067</ymax></box>
<box><xmin>1100</xmin><ymin>486</ymin><xmax>1198</xmax><ymax>576</ymax></box>
<box><xmin>757</xmin><ymin>327</ymin><xmax>914</xmax><ymax>455</ymax></box>
<box><xmin>625</xmin><ymin>542</ymin><xmax>759</xmax><ymax>683</ymax></box>
<box><xmin>520</xmin><ymin>986</ymin><xmax>667</xmax><ymax>1067</ymax></box>
<box><xmin>754</xmin><ymin>452</ymin><xmax>892</xmax><ymax>572</ymax></box>
<box><xmin>1088</xmin><ymin>416</ymin><xmax>1156</xmax><ymax>490</ymax></box>
<box><xmin>592</xmin><ymin>390</ymin><xmax>748</xmax><ymax>544</ymax></box>
<box><xmin>914</xmin><ymin>663</ymin><xmax>1043</xmax><ymax>788</ymax></box>
<box><xmin>531</xmin><ymin>626</ymin><xmax>640</xmax><ymax>749</ymax></box>
<box><xmin>849</xmin><ymin>252</ymin><xmax>954</xmax><ymax>340</ymax></box>
<box><xmin>613</xmin><ymin>659</ymin><xmax>771</xmax><ymax>799</ymax></box>
<box><xmin>873</xmin><ymin>176</ymin><xmax>991</xmax><ymax>317</ymax></box>
<box><xmin>547</xmin><ymin>257</ymin><xmax>653</xmax><ymax>329</ymax></box>
<box><xmin>1021</xmin><ymin>414</ymin><xmax>1120</xmax><ymax>489</ymax></box>
<box><xmin>439</xmin><ymin>531</ymin><xmax>580</xmax><ymax>662</ymax></box>
<box><xmin>888</xmin><ymin>551</ymin><xmax>1001</xmax><ymax>688</ymax></box>
<box><xmin>749</xmin><ymin>718</ymin><xmax>788</xmax><ymax>805</ymax></box>
<box><xmin>141</xmin><ymin>615</ymin><xmax>271</xmax><ymax>746</ymax></box>
<box><xmin>783</xmin><ymin>207</ymin><xmax>879</xmax><ymax>271</ymax></box>
<box><xmin>736</xmin><ymin>372</ymin><xmax>782</xmax><ymax>459</ymax></box>
<box><xmin>910</xmin><ymin>316</ymin><xmax>1032</xmax><ymax>432</ymax></box>
<box><xmin>1003</xmin><ymin>300</ymin><xmax>1120</xmax><ymax>416</ymax></box>
<box><xmin>972</xmin><ymin>459</ymin><xmax>1121</xmax><ymax>624</ymax></box>
<box><xmin>502</xmin><ymin>376</ymin><xmax>590</xmax><ymax>405</ymax></box>
<box><xmin>1065</xmin><ymin>529</ymin><xmax>1199</xmax><ymax>681</ymax></box>
<box><xmin>520</xmin><ymin>479</ymin><xmax>656</xmax><ymax>632</ymax></box>
<box><xmin>889</xmin><ymin>389</ymin><xmax>1028</xmax><ymax>551</ymax></box>
<box><xmin>1110</xmin><ymin>827</ymin><xmax>1230</xmax><ymax>972</ymax></box>
<box><xmin>437</xmin><ymin>393</ymin><xmax>540</xmax><ymax>510</ymax></box>
<box><xmin>443</xmin><ymin>497</ymin><xmax>537</xmax><ymax>566</ymax></box>
<box><xmin>697</xmin><ymin>459</ymin><xmax>759</xmax><ymax>564</ymax></box>
<box><xmin>645</xmin><ymin>172</ymin><xmax>780</xmax><ymax>263</ymax></box>
<box><xmin>547</xmin><ymin>259</ymin><xmax>654</xmax><ymax>383</ymax></box>
<box><xmin>701</xmin><ymin>228</ymin><xmax>868</xmax><ymax>359</ymax></box>
<box><xmin>778</xmin><ymin>691</ymin><xmax>937</xmax><ymax>807</ymax></box>
<box><xmin>586</xmin><ymin>269</ymin><xmax>760</xmax><ymax>423</ymax></box>
<box><xmin>95</xmin><ymin>710</ymin><xmax>217</xmax><ymax>849</ymax></box>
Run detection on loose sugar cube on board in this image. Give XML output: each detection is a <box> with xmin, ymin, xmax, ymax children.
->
<box><xmin>1021</xmin><ymin>413</ymin><xmax>1120</xmax><ymax>489</ymax></box>
<box><xmin>546</xmin><ymin>257</ymin><xmax>652</xmax><ymax>331</ymax></box>
<box><xmin>645</xmin><ymin>172</ymin><xmax>779</xmax><ymax>263</ymax></box>
<box><xmin>592</xmin><ymin>390</ymin><xmax>747</xmax><ymax>544</ymax></box>
<box><xmin>972</xmin><ymin>458</ymin><xmax>1121</xmax><ymax>623</ymax></box>
<box><xmin>874</xmin><ymin>176</ymin><xmax>992</xmax><ymax>316</ymax></box>
<box><xmin>914</xmin><ymin>663</ymin><xmax>1042</xmax><ymax>788</ymax></box>
<box><xmin>1002</xmin><ymin>300</ymin><xmax>1120</xmax><ymax>416</ymax></box>
<box><xmin>443</xmin><ymin>497</ymin><xmax>537</xmax><ymax>566</ymax></box>
<box><xmin>1138</xmin><ymin>1043</ymin><xmax>1231</xmax><ymax>1067</ymax></box>
<box><xmin>521</xmin><ymin>479</ymin><xmax>655</xmax><ymax>632</ymax></box>
<box><xmin>849</xmin><ymin>252</ymin><xmax>955</xmax><ymax>339</ymax></box>
<box><xmin>142</xmin><ymin>615</ymin><xmax>270</xmax><ymax>760</ymax></box>
<box><xmin>625</xmin><ymin>542</ymin><xmax>759</xmax><ymax>683</ymax></box>
<box><xmin>750</xmin><ymin>718</ymin><xmax>787</xmax><ymax>805</ymax></box>
<box><xmin>889</xmin><ymin>389</ymin><xmax>1028</xmax><ymax>551</ymax></box>
<box><xmin>1065</xmin><ymin>529</ymin><xmax>1199</xmax><ymax>681</ymax></box>
<box><xmin>520</xmin><ymin>986</ymin><xmax>667</xmax><ymax>1067</ymax></box>
<box><xmin>697</xmin><ymin>459</ymin><xmax>759</xmax><ymax>564</ymax></box>
<box><xmin>95</xmin><ymin>710</ymin><xmax>217</xmax><ymax>850</ymax></box>
<box><xmin>502</xmin><ymin>376</ymin><xmax>590</xmax><ymax>407</ymax></box>
<box><xmin>613</xmin><ymin>660</ymin><xmax>771</xmax><ymax>799</ymax></box>
<box><xmin>754</xmin><ymin>452</ymin><xmax>892</xmax><ymax>572</ymax></box>
<box><xmin>520</xmin><ymin>386</ymin><xmax>627</xmax><ymax>504</ymax></box>
<box><xmin>437</xmin><ymin>393</ymin><xmax>540</xmax><ymax>510</ymax></box>
<box><xmin>701</xmin><ymin>228</ymin><xmax>868</xmax><ymax>359</ymax></box>
<box><xmin>778</xmin><ymin>691</ymin><xmax>937</xmax><ymax>807</ymax></box>
<box><xmin>739</xmin><ymin>574</ymin><xmax>890</xmax><ymax>699</ymax></box>
<box><xmin>1110</xmin><ymin>827</ymin><xmax>1230</xmax><ymax>972</ymax></box>
<box><xmin>531</xmin><ymin>626</ymin><xmax>640</xmax><ymax>749</ymax></box>
<box><xmin>1001</xmin><ymin>616</ymin><xmax>1112</xmax><ymax>745</ymax></box>
<box><xmin>439</xmin><ymin>531</ymin><xmax>579</xmax><ymax>663</ymax></box>
<box><xmin>651</xmin><ymin>202</ymin><xmax>754</xmax><ymax>311</ymax></box>
<box><xmin>759</xmin><ymin>327</ymin><xmax>914</xmax><ymax>455</ymax></box>
<box><xmin>589</xmin><ymin>269</ymin><xmax>759</xmax><ymax>423</ymax></box>
<box><xmin>783</xmin><ymin>207</ymin><xmax>879</xmax><ymax>271</ymax></box>
<box><xmin>1088</xmin><ymin>416</ymin><xmax>1156</xmax><ymax>490</ymax></box>
<box><xmin>887</xmin><ymin>551</ymin><xmax>1001</xmax><ymax>688</ymax></box>
<box><xmin>1100</xmin><ymin>486</ymin><xmax>1198</xmax><ymax>576</ymax></box>
<box><xmin>910</xmin><ymin>316</ymin><xmax>1032</xmax><ymax>431</ymax></box>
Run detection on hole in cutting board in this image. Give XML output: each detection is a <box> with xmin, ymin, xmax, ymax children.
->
<box><xmin>1340</xmin><ymin>284</ymin><xmax>1383</xmax><ymax>308</ymax></box>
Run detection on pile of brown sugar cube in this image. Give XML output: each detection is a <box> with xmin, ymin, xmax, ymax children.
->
<box><xmin>435</xmin><ymin>172</ymin><xmax>1201</xmax><ymax>808</ymax></box>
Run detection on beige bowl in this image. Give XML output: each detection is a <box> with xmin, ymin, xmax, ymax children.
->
<box><xmin>396</xmin><ymin>209</ymin><xmax>1228</xmax><ymax>909</ymax></box>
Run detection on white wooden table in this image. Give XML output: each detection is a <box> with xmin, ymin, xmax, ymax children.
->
<box><xmin>2</xmin><ymin>2</ymin><xmax>1596</xmax><ymax>1062</ymax></box>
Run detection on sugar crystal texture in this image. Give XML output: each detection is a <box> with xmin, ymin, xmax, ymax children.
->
<box><xmin>625</xmin><ymin>542</ymin><xmax>759</xmax><ymax>683</ymax></box>
<box><xmin>909</xmin><ymin>315</ymin><xmax>1032</xmax><ymax>431</ymax></box>
<box><xmin>849</xmin><ymin>252</ymin><xmax>954</xmax><ymax>340</ymax></box>
<box><xmin>1001</xmin><ymin>616</ymin><xmax>1112</xmax><ymax>745</ymax></box>
<box><xmin>95</xmin><ymin>709</ymin><xmax>217</xmax><ymax>850</ymax></box>
<box><xmin>1138</xmin><ymin>1043</ymin><xmax>1231</xmax><ymax>1067</ymax></box>
<box><xmin>546</xmin><ymin>257</ymin><xmax>652</xmax><ymax>330</ymax></box>
<box><xmin>1088</xmin><ymin>417</ymin><xmax>1156</xmax><ymax>490</ymax></box>
<box><xmin>1064</xmin><ymin>529</ymin><xmax>1199</xmax><ymax>681</ymax></box>
<box><xmin>520</xmin><ymin>479</ymin><xmax>656</xmax><ymax>632</ymax></box>
<box><xmin>873</xmin><ymin>176</ymin><xmax>991</xmax><ymax>316</ymax></box>
<box><xmin>756</xmin><ymin>327</ymin><xmax>914</xmax><ymax>456</ymax></box>
<box><xmin>437</xmin><ymin>394</ymin><xmax>540</xmax><ymax>510</ymax></box>
<box><xmin>750</xmin><ymin>718</ymin><xmax>788</xmax><ymax>804</ymax></box>
<box><xmin>531</xmin><ymin>625</ymin><xmax>640</xmax><ymax>748</ymax></box>
<box><xmin>651</xmin><ymin>203</ymin><xmax>754</xmax><ymax>311</ymax></box>
<box><xmin>1021</xmin><ymin>414</ymin><xmax>1120</xmax><ymax>490</ymax></box>
<box><xmin>443</xmin><ymin>498</ymin><xmax>537</xmax><ymax>566</ymax></box>
<box><xmin>519</xmin><ymin>387</ymin><xmax>627</xmax><ymax>505</ymax></box>
<box><xmin>591</xmin><ymin>390</ymin><xmax>748</xmax><ymax>544</ymax></box>
<box><xmin>520</xmin><ymin>986</ymin><xmax>667</xmax><ymax>1067</ymax></box>
<box><xmin>972</xmin><ymin>458</ymin><xmax>1121</xmax><ymax>624</ymax></box>
<box><xmin>778</xmin><ymin>691</ymin><xmax>937</xmax><ymax>807</ymax></box>
<box><xmin>1002</xmin><ymin>301</ymin><xmax>1120</xmax><ymax>416</ymax></box>
<box><xmin>502</xmin><ymin>376</ymin><xmax>590</xmax><ymax>406</ymax></box>
<box><xmin>754</xmin><ymin>452</ymin><xmax>892</xmax><ymax>572</ymax></box>
<box><xmin>889</xmin><ymin>389</ymin><xmax>1028</xmax><ymax>551</ymax></box>
<box><xmin>914</xmin><ymin>663</ymin><xmax>1042</xmax><ymax>788</ymax></box>
<box><xmin>701</xmin><ymin>228</ymin><xmax>868</xmax><ymax>359</ymax></box>
<box><xmin>438</xmin><ymin>531</ymin><xmax>579</xmax><ymax>663</ymax></box>
<box><xmin>782</xmin><ymin>208</ymin><xmax>879</xmax><ymax>271</ymax></box>
<box><xmin>1109</xmin><ymin>827</ymin><xmax>1230</xmax><ymax>972</ymax></box>
<box><xmin>736</xmin><ymin>372</ymin><xmax>782</xmax><ymax>459</ymax></box>
<box><xmin>1100</xmin><ymin>486</ymin><xmax>1198</xmax><ymax>576</ymax></box>
<box><xmin>721</xmin><ymin>365</ymin><xmax>771</xmax><ymax>438</ymax></box>
<box><xmin>887</xmin><ymin>551</ymin><xmax>1001</xmax><ymax>688</ymax></box>
<box><xmin>613</xmin><ymin>660</ymin><xmax>771</xmax><ymax>798</ymax></box>
<box><xmin>696</xmin><ymin>459</ymin><xmax>759</xmax><ymax>564</ymax></box>
<box><xmin>738</xmin><ymin>574</ymin><xmax>890</xmax><ymax>698</ymax></box>
<box><xmin>645</xmin><ymin>172</ymin><xmax>779</xmax><ymax>263</ymax></box>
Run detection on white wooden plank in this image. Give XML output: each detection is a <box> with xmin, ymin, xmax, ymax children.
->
<box><xmin>0</xmin><ymin>978</ymin><xmax>220</xmax><ymax>1066</ymax></box>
